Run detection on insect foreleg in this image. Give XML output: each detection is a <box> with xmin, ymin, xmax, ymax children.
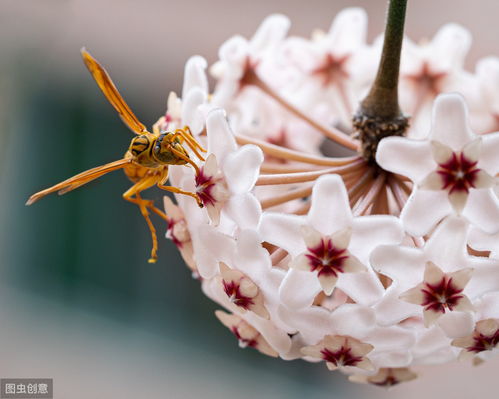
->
<box><xmin>172</xmin><ymin>127</ymin><xmax>207</xmax><ymax>161</ymax></box>
<box><xmin>170</xmin><ymin>147</ymin><xmax>201</xmax><ymax>175</ymax></box>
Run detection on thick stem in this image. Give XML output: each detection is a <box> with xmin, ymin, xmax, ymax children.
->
<box><xmin>353</xmin><ymin>0</ymin><xmax>410</xmax><ymax>163</ymax></box>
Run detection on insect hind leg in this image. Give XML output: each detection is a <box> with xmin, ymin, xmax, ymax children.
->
<box><xmin>123</xmin><ymin>179</ymin><xmax>167</xmax><ymax>263</ymax></box>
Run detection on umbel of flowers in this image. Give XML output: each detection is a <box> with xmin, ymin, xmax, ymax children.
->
<box><xmin>158</xmin><ymin>3</ymin><xmax>499</xmax><ymax>388</ymax></box>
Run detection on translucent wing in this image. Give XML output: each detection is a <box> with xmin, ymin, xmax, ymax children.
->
<box><xmin>26</xmin><ymin>158</ymin><xmax>133</xmax><ymax>205</ymax></box>
<box><xmin>81</xmin><ymin>48</ymin><xmax>148</xmax><ymax>135</ymax></box>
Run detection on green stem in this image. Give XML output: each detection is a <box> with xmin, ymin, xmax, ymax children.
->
<box><xmin>362</xmin><ymin>0</ymin><xmax>407</xmax><ymax>117</ymax></box>
<box><xmin>353</xmin><ymin>0</ymin><xmax>409</xmax><ymax>163</ymax></box>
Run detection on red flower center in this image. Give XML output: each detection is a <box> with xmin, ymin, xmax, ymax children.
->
<box><xmin>467</xmin><ymin>330</ymin><xmax>499</xmax><ymax>354</ymax></box>
<box><xmin>437</xmin><ymin>152</ymin><xmax>480</xmax><ymax>194</ymax></box>
<box><xmin>195</xmin><ymin>169</ymin><xmax>217</xmax><ymax>206</ymax></box>
<box><xmin>306</xmin><ymin>238</ymin><xmax>349</xmax><ymax>277</ymax></box>
<box><xmin>421</xmin><ymin>276</ymin><xmax>465</xmax><ymax>314</ymax></box>
<box><xmin>223</xmin><ymin>280</ymin><xmax>254</xmax><ymax>309</ymax></box>
<box><xmin>311</xmin><ymin>53</ymin><xmax>350</xmax><ymax>87</ymax></box>
<box><xmin>321</xmin><ymin>346</ymin><xmax>363</xmax><ymax>367</ymax></box>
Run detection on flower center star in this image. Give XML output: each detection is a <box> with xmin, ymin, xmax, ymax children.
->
<box><xmin>437</xmin><ymin>152</ymin><xmax>480</xmax><ymax>194</ymax></box>
<box><xmin>467</xmin><ymin>327</ymin><xmax>499</xmax><ymax>353</ymax></box>
<box><xmin>321</xmin><ymin>346</ymin><xmax>362</xmax><ymax>368</ymax></box>
<box><xmin>222</xmin><ymin>280</ymin><xmax>254</xmax><ymax>309</ymax></box>
<box><xmin>311</xmin><ymin>53</ymin><xmax>349</xmax><ymax>87</ymax></box>
<box><xmin>195</xmin><ymin>170</ymin><xmax>217</xmax><ymax>207</ymax></box>
<box><xmin>405</xmin><ymin>62</ymin><xmax>447</xmax><ymax>96</ymax></box>
<box><xmin>306</xmin><ymin>238</ymin><xmax>349</xmax><ymax>277</ymax></box>
<box><xmin>421</xmin><ymin>276</ymin><xmax>465</xmax><ymax>313</ymax></box>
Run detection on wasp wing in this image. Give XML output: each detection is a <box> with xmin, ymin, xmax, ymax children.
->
<box><xmin>26</xmin><ymin>158</ymin><xmax>133</xmax><ymax>205</ymax></box>
<box><xmin>81</xmin><ymin>48</ymin><xmax>148</xmax><ymax>135</ymax></box>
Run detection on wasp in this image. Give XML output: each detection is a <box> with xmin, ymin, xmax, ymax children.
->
<box><xmin>26</xmin><ymin>49</ymin><xmax>206</xmax><ymax>263</ymax></box>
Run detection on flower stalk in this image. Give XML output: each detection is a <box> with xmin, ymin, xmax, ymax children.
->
<box><xmin>353</xmin><ymin>0</ymin><xmax>410</xmax><ymax>163</ymax></box>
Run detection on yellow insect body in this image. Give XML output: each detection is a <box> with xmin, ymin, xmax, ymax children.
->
<box><xmin>27</xmin><ymin>49</ymin><xmax>206</xmax><ymax>263</ymax></box>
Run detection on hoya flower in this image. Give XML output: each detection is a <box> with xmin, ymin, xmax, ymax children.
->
<box><xmin>189</xmin><ymin>109</ymin><xmax>264</xmax><ymax>226</ymax></box>
<box><xmin>215</xmin><ymin>262</ymin><xmax>270</xmax><ymax>319</ymax></box>
<box><xmin>260</xmin><ymin>174</ymin><xmax>403</xmax><ymax>306</ymax></box>
<box><xmin>301</xmin><ymin>335</ymin><xmax>374</xmax><ymax>372</ymax></box>
<box><xmin>163</xmin><ymin>196</ymin><xmax>196</xmax><ymax>274</ymax></box>
<box><xmin>211</xmin><ymin>14</ymin><xmax>290</xmax><ymax>108</ymax></box>
<box><xmin>399</xmin><ymin>24</ymin><xmax>478</xmax><ymax>138</ymax></box>
<box><xmin>372</xmin><ymin>216</ymin><xmax>499</xmax><ymax>336</ymax></box>
<box><xmin>399</xmin><ymin>261</ymin><xmax>474</xmax><ymax>327</ymax></box>
<box><xmin>470</xmin><ymin>56</ymin><xmax>499</xmax><ymax>134</ymax></box>
<box><xmin>452</xmin><ymin>318</ymin><xmax>499</xmax><ymax>362</ymax></box>
<box><xmin>215</xmin><ymin>310</ymin><xmax>278</xmax><ymax>357</ymax></box>
<box><xmin>147</xmin><ymin>4</ymin><xmax>499</xmax><ymax>388</ymax></box>
<box><xmin>348</xmin><ymin>367</ymin><xmax>417</xmax><ymax>387</ymax></box>
<box><xmin>280</xmin><ymin>8</ymin><xmax>373</xmax><ymax>123</ymax></box>
<box><xmin>377</xmin><ymin>93</ymin><xmax>499</xmax><ymax>236</ymax></box>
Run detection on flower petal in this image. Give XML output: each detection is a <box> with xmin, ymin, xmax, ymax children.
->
<box><xmin>223</xmin><ymin>144</ymin><xmax>263</xmax><ymax>194</ymax></box>
<box><xmin>463</xmin><ymin>189</ymin><xmax>499</xmax><ymax>234</ymax></box>
<box><xmin>259</xmin><ymin>213</ymin><xmax>305</xmax><ymax>256</ymax></box>
<box><xmin>182</xmin><ymin>55</ymin><xmax>208</xmax><ymax>98</ymax></box>
<box><xmin>480</xmin><ymin>132</ymin><xmax>499</xmax><ymax>173</ymax></box>
<box><xmin>376</xmin><ymin>137</ymin><xmax>434</xmax><ymax>182</ymax></box>
<box><xmin>430</xmin><ymin>94</ymin><xmax>475</xmax><ymax>150</ymax></box>
<box><xmin>437</xmin><ymin>311</ymin><xmax>474</xmax><ymax>339</ymax></box>
<box><xmin>424</xmin><ymin>262</ymin><xmax>445</xmax><ymax>286</ymax></box>
<box><xmin>207</xmin><ymin>109</ymin><xmax>237</xmax><ymax>164</ymax></box>
<box><xmin>279</xmin><ymin>268</ymin><xmax>321</xmax><ymax>308</ymax></box>
<box><xmin>423</xmin><ymin>308</ymin><xmax>443</xmax><ymax>327</ymax></box>
<box><xmin>350</xmin><ymin>215</ymin><xmax>404</xmax><ymax>264</ymax></box>
<box><xmin>448</xmin><ymin>190</ymin><xmax>468</xmax><ymax>214</ymax></box>
<box><xmin>224</xmin><ymin>193</ymin><xmax>262</xmax><ymax>230</ymax></box>
<box><xmin>307</xmin><ymin>174</ymin><xmax>353</xmax><ymax>235</ymax></box>
<box><xmin>420</xmin><ymin>171</ymin><xmax>444</xmax><ymax>191</ymax></box>
<box><xmin>318</xmin><ymin>273</ymin><xmax>338</xmax><ymax>295</ymax></box>
<box><xmin>431</xmin><ymin>140</ymin><xmax>454</xmax><ymax>164</ymax></box>
<box><xmin>401</xmin><ymin>188</ymin><xmax>451</xmax><ymax>236</ymax></box>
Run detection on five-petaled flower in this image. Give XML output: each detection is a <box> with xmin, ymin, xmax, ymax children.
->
<box><xmin>377</xmin><ymin>93</ymin><xmax>499</xmax><ymax>236</ymax></box>
<box><xmin>400</xmin><ymin>261</ymin><xmax>474</xmax><ymax>327</ymax></box>
<box><xmin>452</xmin><ymin>318</ymin><xmax>499</xmax><ymax>361</ymax></box>
<box><xmin>215</xmin><ymin>310</ymin><xmax>278</xmax><ymax>357</ymax></box>
<box><xmin>301</xmin><ymin>335</ymin><xmax>374</xmax><ymax>371</ymax></box>
<box><xmin>217</xmin><ymin>262</ymin><xmax>269</xmax><ymax>319</ymax></box>
<box><xmin>349</xmin><ymin>367</ymin><xmax>417</xmax><ymax>387</ymax></box>
<box><xmin>420</xmin><ymin>139</ymin><xmax>495</xmax><ymax>213</ymax></box>
<box><xmin>290</xmin><ymin>226</ymin><xmax>365</xmax><ymax>295</ymax></box>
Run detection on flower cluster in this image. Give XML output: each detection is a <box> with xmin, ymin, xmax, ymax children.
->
<box><xmin>157</xmin><ymin>9</ymin><xmax>499</xmax><ymax>387</ymax></box>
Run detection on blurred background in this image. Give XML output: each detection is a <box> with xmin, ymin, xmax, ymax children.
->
<box><xmin>1</xmin><ymin>0</ymin><xmax>499</xmax><ymax>398</ymax></box>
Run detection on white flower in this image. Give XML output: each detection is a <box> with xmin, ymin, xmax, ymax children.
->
<box><xmin>260</xmin><ymin>174</ymin><xmax>403</xmax><ymax>307</ymax></box>
<box><xmin>152</xmin><ymin>9</ymin><xmax>499</xmax><ymax>387</ymax></box>
<box><xmin>377</xmin><ymin>93</ymin><xmax>499</xmax><ymax>236</ymax></box>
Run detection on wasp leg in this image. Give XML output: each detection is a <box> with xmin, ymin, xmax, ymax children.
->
<box><xmin>171</xmin><ymin>131</ymin><xmax>206</xmax><ymax>162</ymax></box>
<box><xmin>182</xmin><ymin>126</ymin><xmax>207</xmax><ymax>153</ymax></box>
<box><xmin>123</xmin><ymin>176</ymin><xmax>163</xmax><ymax>263</ymax></box>
<box><xmin>170</xmin><ymin>146</ymin><xmax>202</xmax><ymax>175</ymax></box>
<box><xmin>157</xmin><ymin>183</ymin><xmax>203</xmax><ymax>208</ymax></box>
<box><xmin>157</xmin><ymin>167</ymin><xmax>203</xmax><ymax>208</ymax></box>
<box><xmin>173</xmin><ymin>127</ymin><xmax>207</xmax><ymax>161</ymax></box>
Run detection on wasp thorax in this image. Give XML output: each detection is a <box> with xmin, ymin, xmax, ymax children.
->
<box><xmin>130</xmin><ymin>135</ymin><xmax>150</xmax><ymax>157</ymax></box>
